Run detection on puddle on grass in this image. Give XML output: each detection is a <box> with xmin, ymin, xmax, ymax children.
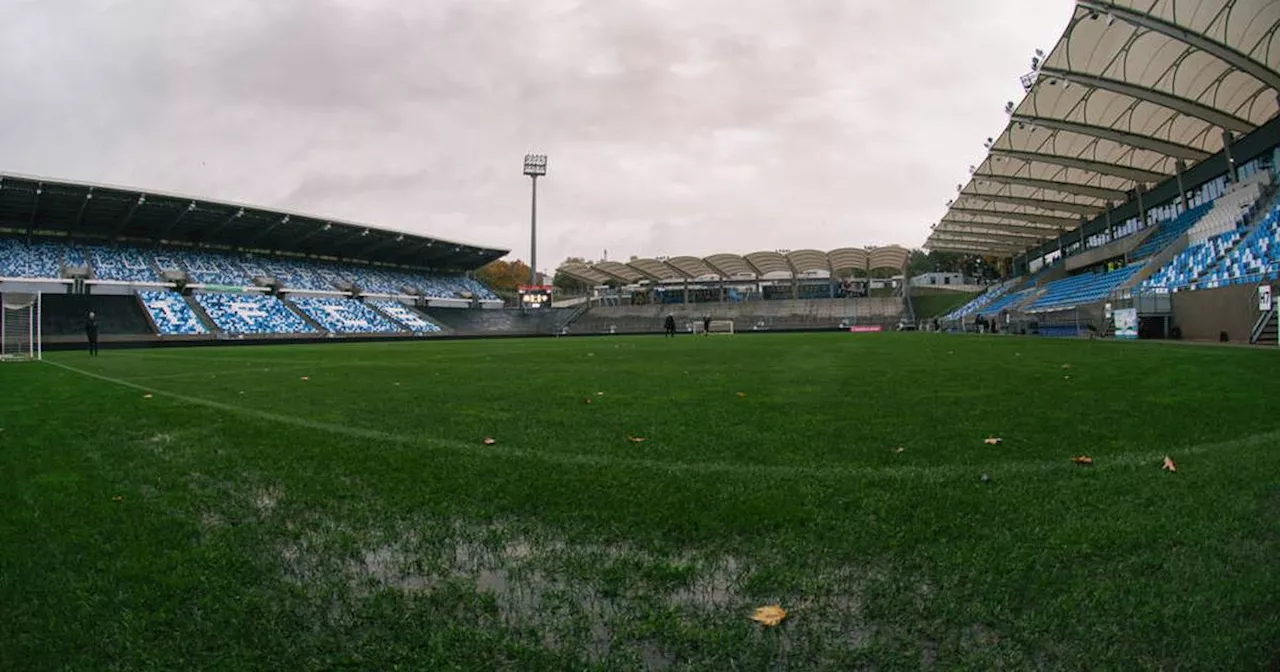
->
<box><xmin>271</xmin><ymin>518</ymin><xmax>886</xmax><ymax>668</ymax></box>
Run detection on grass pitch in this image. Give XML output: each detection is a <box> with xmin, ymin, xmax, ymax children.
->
<box><xmin>2</xmin><ymin>333</ymin><xmax>1278</xmax><ymax>669</ymax></box>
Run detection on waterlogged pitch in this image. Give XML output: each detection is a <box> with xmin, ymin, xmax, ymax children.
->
<box><xmin>2</xmin><ymin>333</ymin><xmax>1278</xmax><ymax>669</ymax></box>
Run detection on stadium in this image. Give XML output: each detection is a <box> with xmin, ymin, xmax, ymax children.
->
<box><xmin>3</xmin><ymin>1</ymin><xmax>1280</xmax><ymax>670</ymax></box>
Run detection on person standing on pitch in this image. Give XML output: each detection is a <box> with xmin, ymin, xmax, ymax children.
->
<box><xmin>85</xmin><ymin>311</ymin><xmax>100</xmax><ymax>357</ymax></box>
<box><xmin>664</xmin><ymin>314</ymin><xmax>676</xmax><ymax>337</ymax></box>
<box><xmin>703</xmin><ymin>315</ymin><xmax>711</xmax><ymax>336</ymax></box>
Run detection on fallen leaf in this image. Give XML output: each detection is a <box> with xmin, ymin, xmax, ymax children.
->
<box><xmin>300</xmin><ymin>376</ymin><xmax>310</xmax><ymax>381</ymax></box>
<box><xmin>892</xmin><ymin>447</ymin><xmax>905</xmax><ymax>454</ymax></box>
<box><xmin>1072</xmin><ymin>455</ymin><xmax>1094</xmax><ymax>466</ymax></box>
<box><xmin>627</xmin><ymin>435</ymin><xmax>646</xmax><ymax>443</ymax></box>
<box><xmin>394</xmin><ymin>382</ymin><xmax>401</xmax><ymax>386</ymax></box>
<box><xmin>237</xmin><ymin>391</ymin><xmax>244</xmax><ymax>395</ymax></box>
<box><xmin>482</xmin><ymin>437</ymin><xmax>497</xmax><ymax>445</ymax></box>
<box><xmin>1063</xmin><ymin>375</ymin><xmax>1071</xmax><ymax>380</ymax></box>
<box><xmin>984</xmin><ymin>437</ymin><xmax>1002</xmax><ymax>445</ymax></box>
<box><xmin>1162</xmin><ymin>456</ymin><xmax>1177</xmax><ymax>472</ymax></box>
<box><xmin>142</xmin><ymin>393</ymin><xmax>153</xmax><ymax>399</ymax></box>
<box><xmin>111</xmin><ymin>495</ymin><xmax>123</xmax><ymax>503</ymax></box>
<box><xmin>1061</xmin><ymin>364</ymin><xmax>1071</xmax><ymax>369</ymax></box>
<box><xmin>749</xmin><ymin>604</ymin><xmax>787</xmax><ymax>627</ymax></box>
<box><xmin>736</xmin><ymin>392</ymin><xmax>747</xmax><ymax>398</ymax></box>
<box><xmin>981</xmin><ymin>473</ymin><xmax>991</xmax><ymax>483</ymax></box>
<box><xmin>583</xmin><ymin>397</ymin><xmax>593</xmax><ymax>405</ymax></box>
<box><xmin>596</xmin><ymin>391</ymin><xmax>605</xmax><ymax>396</ymax></box>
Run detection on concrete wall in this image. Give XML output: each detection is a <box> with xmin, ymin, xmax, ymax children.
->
<box><xmin>1171</xmin><ymin>284</ymin><xmax>1264</xmax><ymax>342</ymax></box>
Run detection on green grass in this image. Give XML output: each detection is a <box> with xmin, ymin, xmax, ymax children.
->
<box><xmin>2</xmin><ymin>333</ymin><xmax>1278</xmax><ymax>670</ymax></box>
<box><xmin>910</xmin><ymin>288</ymin><xmax>981</xmax><ymax>319</ymax></box>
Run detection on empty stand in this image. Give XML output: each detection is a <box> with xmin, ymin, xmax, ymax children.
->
<box><xmin>0</xmin><ymin>239</ymin><xmax>63</xmax><ymax>278</ymax></box>
<box><xmin>1026</xmin><ymin>265</ymin><xmax>1142</xmax><ymax>312</ymax></box>
<box><xmin>367</xmin><ymin>299</ymin><xmax>442</xmax><ymax>332</ymax></box>
<box><xmin>138</xmin><ymin>290</ymin><xmax>209</xmax><ymax>335</ymax></box>
<box><xmin>290</xmin><ymin>296</ymin><xmax>403</xmax><ymax>334</ymax></box>
<box><xmin>194</xmin><ymin>292</ymin><xmax>315</xmax><ymax>334</ymax></box>
<box><xmin>1128</xmin><ymin>204</ymin><xmax>1213</xmax><ymax>260</ymax></box>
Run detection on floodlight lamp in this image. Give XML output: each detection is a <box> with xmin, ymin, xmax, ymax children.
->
<box><xmin>523</xmin><ymin>153</ymin><xmax>548</xmax><ymax>176</ymax></box>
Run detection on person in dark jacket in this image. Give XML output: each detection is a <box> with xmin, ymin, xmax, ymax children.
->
<box><xmin>703</xmin><ymin>316</ymin><xmax>712</xmax><ymax>336</ymax></box>
<box><xmin>663</xmin><ymin>314</ymin><xmax>676</xmax><ymax>337</ymax></box>
<box><xmin>85</xmin><ymin>311</ymin><xmax>100</xmax><ymax>357</ymax></box>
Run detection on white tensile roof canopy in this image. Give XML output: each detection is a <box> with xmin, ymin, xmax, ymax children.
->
<box><xmin>926</xmin><ymin>0</ymin><xmax>1280</xmax><ymax>256</ymax></box>
<box><xmin>557</xmin><ymin>246</ymin><xmax>910</xmax><ymax>285</ymax></box>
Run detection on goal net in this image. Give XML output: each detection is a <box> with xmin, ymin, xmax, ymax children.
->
<box><xmin>691</xmin><ymin>319</ymin><xmax>735</xmax><ymax>335</ymax></box>
<box><xmin>1</xmin><ymin>293</ymin><xmax>42</xmax><ymax>362</ymax></box>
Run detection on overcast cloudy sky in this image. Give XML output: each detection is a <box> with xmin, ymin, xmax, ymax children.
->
<box><xmin>1</xmin><ymin>0</ymin><xmax>1074</xmax><ymax>274</ymax></box>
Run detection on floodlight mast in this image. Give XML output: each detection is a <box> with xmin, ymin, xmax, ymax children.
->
<box><xmin>523</xmin><ymin>153</ymin><xmax>547</xmax><ymax>287</ymax></box>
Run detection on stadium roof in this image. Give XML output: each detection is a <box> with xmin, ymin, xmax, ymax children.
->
<box><xmin>0</xmin><ymin>171</ymin><xmax>508</xmax><ymax>270</ymax></box>
<box><xmin>926</xmin><ymin>0</ymin><xmax>1280</xmax><ymax>256</ymax></box>
<box><xmin>557</xmin><ymin>246</ymin><xmax>910</xmax><ymax>284</ymax></box>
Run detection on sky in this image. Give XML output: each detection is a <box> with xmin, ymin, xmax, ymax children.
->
<box><xmin>0</xmin><ymin>0</ymin><xmax>1075</xmax><ymax>276</ymax></box>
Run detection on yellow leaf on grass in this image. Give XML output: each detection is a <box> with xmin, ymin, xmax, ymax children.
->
<box><xmin>984</xmin><ymin>437</ymin><xmax>1002</xmax><ymax>445</ymax></box>
<box><xmin>584</xmin><ymin>397</ymin><xmax>593</xmax><ymax>405</ymax></box>
<box><xmin>1162</xmin><ymin>456</ymin><xmax>1177</xmax><ymax>472</ymax></box>
<box><xmin>1072</xmin><ymin>455</ymin><xmax>1094</xmax><ymax>466</ymax></box>
<box><xmin>892</xmin><ymin>447</ymin><xmax>905</xmax><ymax>454</ymax></box>
<box><xmin>300</xmin><ymin>376</ymin><xmax>310</xmax><ymax>381</ymax></box>
<box><xmin>596</xmin><ymin>391</ymin><xmax>605</xmax><ymax>396</ymax></box>
<box><xmin>111</xmin><ymin>495</ymin><xmax>123</xmax><ymax>503</ymax></box>
<box><xmin>482</xmin><ymin>437</ymin><xmax>497</xmax><ymax>445</ymax></box>
<box><xmin>736</xmin><ymin>392</ymin><xmax>747</xmax><ymax>398</ymax></box>
<box><xmin>142</xmin><ymin>394</ymin><xmax>153</xmax><ymax>399</ymax></box>
<box><xmin>627</xmin><ymin>435</ymin><xmax>646</xmax><ymax>443</ymax></box>
<box><xmin>750</xmin><ymin>604</ymin><xmax>787</xmax><ymax>627</ymax></box>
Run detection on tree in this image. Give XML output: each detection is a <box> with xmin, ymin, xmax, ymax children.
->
<box><xmin>476</xmin><ymin>258</ymin><xmax>532</xmax><ymax>293</ymax></box>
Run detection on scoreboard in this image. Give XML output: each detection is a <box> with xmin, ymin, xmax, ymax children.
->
<box><xmin>518</xmin><ymin>285</ymin><xmax>553</xmax><ymax>309</ymax></box>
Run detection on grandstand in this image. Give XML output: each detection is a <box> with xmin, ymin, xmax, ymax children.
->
<box><xmin>555</xmin><ymin>246</ymin><xmax>912</xmax><ymax>333</ymax></box>
<box><xmin>0</xmin><ymin>172</ymin><xmax>509</xmax><ymax>346</ymax></box>
<box><xmin>922</xmin><ymin>0</ymin><xmax>1280</xmax><ymax>343</ymax></box>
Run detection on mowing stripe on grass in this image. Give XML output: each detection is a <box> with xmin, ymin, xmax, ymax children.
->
<box><xmin>44</xmin><ymin>359</ymin><xmax>1273</xmax><ymax>482</ymax></box>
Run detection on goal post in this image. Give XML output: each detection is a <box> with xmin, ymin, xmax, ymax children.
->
<box><xmin>691</xmin><ymin>319</ymin><xmax>735</xmax><ymax>335</ymax></box>
<box><xmin>1</xmin><ymin>292</ymin><xmax>42</xmax><ymax>362</ymax></box>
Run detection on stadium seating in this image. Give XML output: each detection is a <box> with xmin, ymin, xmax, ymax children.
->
<box><xmin>367</xmin><ymin>299</ymin><xmax>442</xmax><ymax>332</ymax></box>
<box><xmin>1195</xmin><ymin>198</ymin><xmax>1280</xmax><ymax>288</ymax></box>
<box><xmin>1128</xmin><ymin>203</ymin><xmax>1213</xmax><ymax>260</ymax></box>
<box><xmin>137</xmin><ymin>290</ymin><xmax>209</xmax><ymax>335</ymax></box>
<box><xmin>178</xmin><ymin>250</ymin><xmax>251</xmax><ymax>286</ymax></box>
<box><xmin>258</xmin><ymin>257</ymin><xmax>334</xmax><ymax>291</ymax></box>
<box><xmin>975</xmin><ymin>288</ymin><xmax>1034</xmax><ymax>316</ymax></box>
<box><xmin>945</xmin><ymin>278</ymin><xmax>1020</xmax><ymax>320</ymax></box>
<box><xmin>1025</xmin><ymin>265</ymin><xmax>1142</xmax><ymax>312</ymax></box>
<box><xmin>1142</xmin><ymin>229</ymin><xmax>1245</xmax><ymax>291</ymax></box>
<box><xmin>194</xmin><ymin>292</ymin><xmax>315</xmax><ymax>334</ymax></box>
<box><xmin>289</xmin><ymin>296</ymin><xmax>403</xmax><ymax>333</ymax></box>
<box><xmin>83</xmin><ymin>245</ymin><xmax>161</xmax><ymax>281</ymax></box>
<box><xmin>0</xmin><ymin>239</ymin><xmax>63</xmax><ymax>278</ymax></box>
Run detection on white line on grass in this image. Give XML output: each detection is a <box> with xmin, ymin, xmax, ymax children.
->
<box><xmin>43</xmin><ymin>359</ymin><xmax>1273</xmax><ymax>482</ymax></box>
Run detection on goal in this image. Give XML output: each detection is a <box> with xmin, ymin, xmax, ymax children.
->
<box><xmin>691</xmin><ymin>319</ymin><xmax>735</xmax><ymax>335</ymax></box>
<box><xmin>1</xmin><ymin>293</ymin><xmax>42</xmax><ymax>362</ymax></box>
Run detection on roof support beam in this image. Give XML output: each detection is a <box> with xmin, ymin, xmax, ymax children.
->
<box><xmin>1011</xmin><ymin>115</ymin><xmax>1211</xmax><ymax>162</ymax></box>
<box><xmin>156</xmin><ymin>202</ymin><xmax>197</xmax><ymax>242</ymax></box>
<box><xmin>926</xmin><ymin>241</ymin><xmax>1021</xmax><ymax>256</ymax></box>
<box><xmin>1077</xmin><ymin>0</ymin><xmax>1280</xmax><ymax>93</ymax></box>
<box><xmin>291</xmin><ymin>222</ymin><xmax>332</xmax><ymax>252</ymax></box>
<box><xmin>68</xmin><ymin>188</ymin><xmax>93</xmax><ymax>241</ymax></box>
<box><xmin>950</xmin><ymin>207</ymin><xmax>1080</xmax><ymax>228</ymax></box>
<box><xmin>959</xmin><ymin>193</ymin><xmax>1101</xmax><ymax>216</ymax></box>
<box><xmin>112</xmin><ymin>194</ymin><xmax>147</xmax><ymax>237</ymax></box>
<box><xmin>242</xmin><ymin>215</ymin><xmax>291</xmax><ymax>248</ymax></box>
<box><xmin>933</xmin><ymin>225</ymin><xmax>1046</xmax><ymax>241</ymax></box>
<box><xmin>973</xmin><ymin>173</ymin><xmax>1130</xmax><ymax>201</ymax></box>
<box><xmin>941</xmin><ymin>216</ymin><xmax>1061</xmax><ymax>234</ymax></box>
<box><xmin>1037</xmin><ymin>66</ymin><xmax>1256</xmax><ymax>134</ymax></box>
<box><xmin>25</xmin><ymin>183</ymin><xmax>43</xmax><ymax>237</ymax></box>
<box><xmin>198</xmin><ymin>208</ymin><xmax>245</xmax><ymax>246</ymax></box>
<box><xmin>989</xmin><ymin>148</ymin><xmax>1169</xmax><ymax>183</ymax></box>
<box><xmin>930</xmin><ymin>235</ymin><xmax>1034</xmax><ymax>250</ymax></box>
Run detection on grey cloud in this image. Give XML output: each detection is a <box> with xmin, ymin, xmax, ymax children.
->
<box><xmin>0</xmin><ymin>0</ymin><xmax>1075</xmax><ymax>273</ymax></box>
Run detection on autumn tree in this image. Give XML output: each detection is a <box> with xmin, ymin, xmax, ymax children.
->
<box><xmin>475</xmin><ymin>258</ymin><xmax>532</xmax><ymax>293</ymax></box>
